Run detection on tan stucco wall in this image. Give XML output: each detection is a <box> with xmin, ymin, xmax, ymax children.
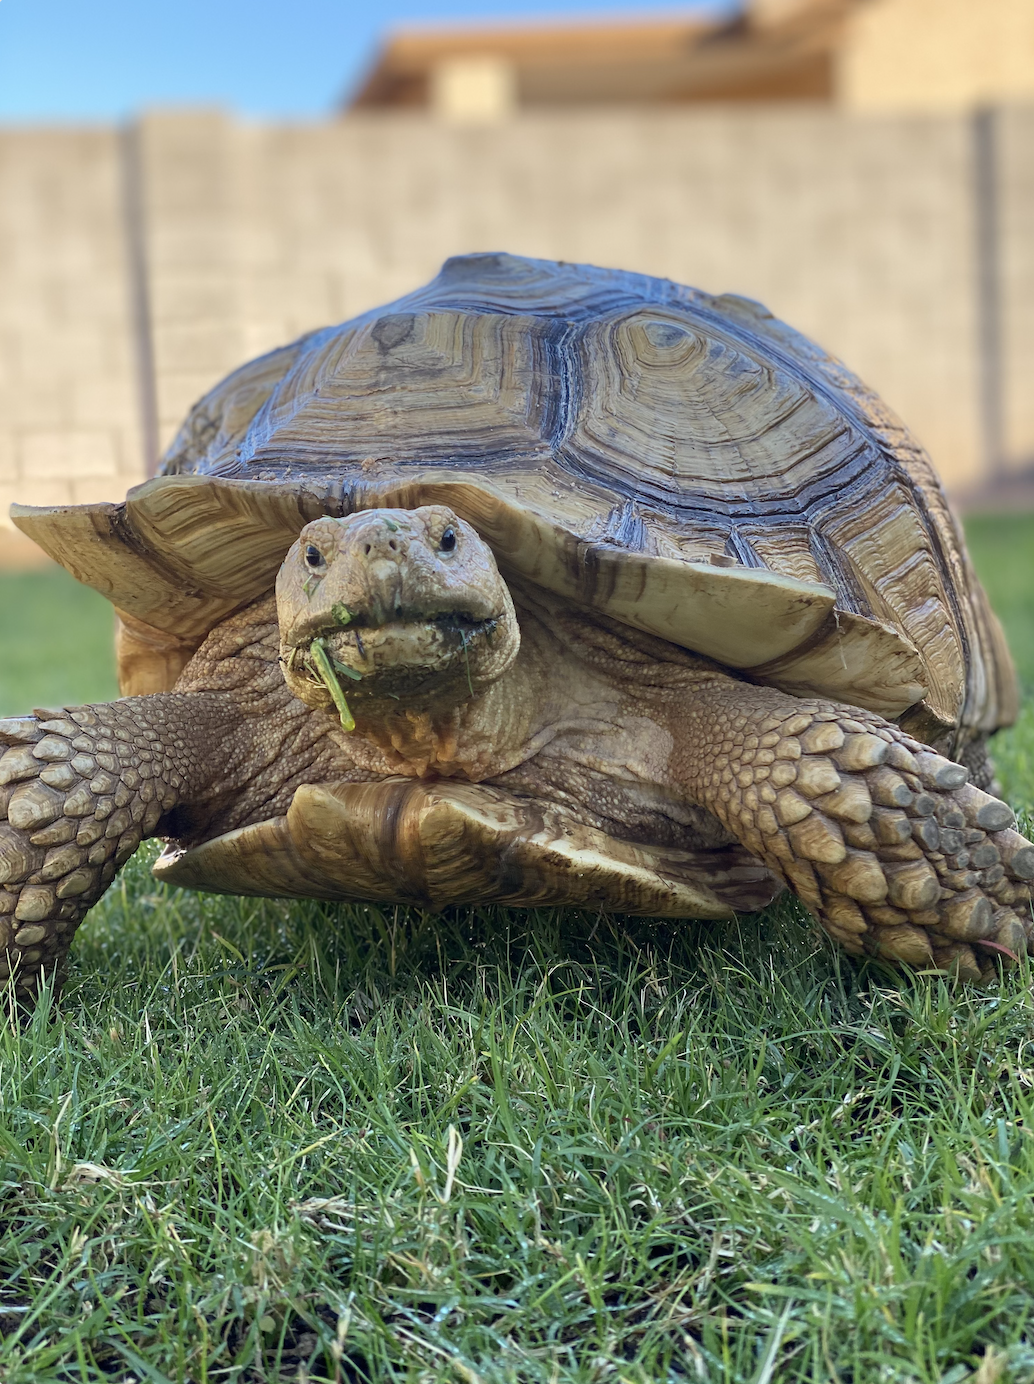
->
<box><xmin>998</xmin><ymin>105</ymin><xmax>1034</xmax><ymax>468</ymax></box>
<box><xmin>0</xmin><ymin>128</ymin><xmax>143</xmax><ymax>527</ymax></box>
<box><xmin>840</xmin><ymin>0</ymin><xmax>1034</xmax><ymax>112</ymax></box>
<box><xmin>0</xmin><ymin>103</ymin><xmax>1029</xmax><ymax>525</ymax></box>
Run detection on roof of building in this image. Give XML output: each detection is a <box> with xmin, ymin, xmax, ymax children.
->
<box><xmin>346</xmin><ymin>1</ymin><xmax>856</xmax><ymax>113</ymax></box>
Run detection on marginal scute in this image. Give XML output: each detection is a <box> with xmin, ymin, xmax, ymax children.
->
<box><xmin>819</xmin><ymin>481</ymin><xmax>968</xmax><ymax>726</ymax></box>
<box><xmin>11</xmin><ymin>496</ymin><xmax>239</xmax><ymax>645</ymax></box>
<box><xmin>114</xmin><ymin>611</ymin><xmax>206</xmax><ymax>698</ymax></box>
<box><xmin>17</xmin><ymin>471</ymin><xmax>843</xmax><ymax>684</ymax></box>
<box><xmin>751</xmin><ymin>613</ymin><xmax>926</xmax><ymax>718</ymax></box>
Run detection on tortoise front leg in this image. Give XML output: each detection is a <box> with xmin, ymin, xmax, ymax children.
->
<box><xmin>0</xmin><ymin>693</ymin><xmax>237</xmax><ymax>1005</ymax></box>
<box><xmin>676</xmin><ymin>680</ymin><xmax>1034</xmax><ymax>980</ymax></box>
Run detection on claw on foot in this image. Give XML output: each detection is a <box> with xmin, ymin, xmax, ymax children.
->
<box><xmin>721</xmin><ymin>702</ymin><xmax>1034</xmax><ymax>976</ymax></box>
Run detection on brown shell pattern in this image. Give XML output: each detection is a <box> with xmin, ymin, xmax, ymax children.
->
<box><xmin>13</xmin><ymin>252</ymin><xmax>1016</xmax><ymax>745</ymax></box>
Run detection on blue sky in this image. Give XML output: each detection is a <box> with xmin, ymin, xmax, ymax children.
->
<box><xmin>0</xmin><ymin>0</ymin><xmax>733</xmax><ymax>124</ymax></box>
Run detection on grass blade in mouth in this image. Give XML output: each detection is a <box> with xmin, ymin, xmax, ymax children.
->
<box><xmin>459</xmin><ymin>627</ymin><xmax>474</xmax><ymax>696</ymax></box>
<box><xmin>309</xmin><ymin>637</ymin><xmax>356</xmax><ymax>732</ymax></box>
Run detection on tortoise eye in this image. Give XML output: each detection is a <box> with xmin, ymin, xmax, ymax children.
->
<box><xmin>304</xmin><ymin>544</ymin><xmax>326</xmax><ymax>569</ymax></box>
<box><xmin>439</xmin><ymin>527</ymin><xmax>457</xmax><ymax>554</ymax></box>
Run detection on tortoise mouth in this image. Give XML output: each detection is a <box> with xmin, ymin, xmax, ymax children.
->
<box><xmin>297</xmin><ymin>609</ymin><xmax>499</xmax><ymax>652</ymax></box>
<box><xmin>288</xmin><ymin>601</ymin><xmax>496</xmax><ymax>646</ymax></box>
<box><xmin>288</xmin><ymin>611</ymin><xmax>503</xmax><ymax>704</ymax></box>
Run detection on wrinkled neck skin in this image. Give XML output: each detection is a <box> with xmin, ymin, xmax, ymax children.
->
<box><xmin>340</xmin><ymin>579</ymin><xmax>615</xmax><ymax>781</ymax></box>
<box><xmin>331</xmin><ymin>577</ymin><xmax>735</xmax><ymax>853</ymax></box>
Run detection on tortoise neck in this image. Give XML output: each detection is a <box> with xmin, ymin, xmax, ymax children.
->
<box><xmin>345</xmin><ymin>594</ymin><xmax>572</xmax><ymax>781</ymax></box>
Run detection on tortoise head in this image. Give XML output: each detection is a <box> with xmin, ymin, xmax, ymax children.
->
<box><xmin>275</xmin><ymin>505</ymin><xmax>520</xmax><ymax>722</ymax></box>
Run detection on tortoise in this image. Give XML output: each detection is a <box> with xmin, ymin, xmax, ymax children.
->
<box><xmin>3</xmin><ymin>250</ymin><xmax>1033</xmax><ymax>1006</ymax></box>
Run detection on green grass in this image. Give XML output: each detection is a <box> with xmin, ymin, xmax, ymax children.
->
<box><xmin>0</xmin><ymin>517</ymin><xmax>1033</xmax><ymax>1382</ymax></box>
<box><xmin>962</xmin><ymin>514</ymin><xmax>1034</xmax><ymax>817</ymax></box>
<box><xmin>0</xmin><ymin>567</ymin><xmax>118</xmax><ymax>717</ymax></box>
<box><xmin>965</xmin><ymin>515</ymin><xmax>1034</xmax><ymax>690</ymax></box>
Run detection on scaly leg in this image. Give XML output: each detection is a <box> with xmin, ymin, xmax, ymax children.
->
<box><xmin>0</xmin><ymin>693</ymin><xmax>239</xmax><ymax>1004</ymax></box>
<box><xmin>675</xmin><ymin>680</ymin><xmax>1034</xmax><ymax>980</ymax></box>
<box><xmin>0</xmin><ymin>595</ymin><xmax>367</xmax><ymax>1008</ymax></box>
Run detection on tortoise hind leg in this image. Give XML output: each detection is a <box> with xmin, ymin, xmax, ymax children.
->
<box><xmin>955</xmin><ymin>734</ymin><xmax>1002</xmax><ymax>796</ymax></box>
<box><xmin>675</xmin><ymin>680</ymin><xmax>1034</xmax><ymax>980</ymax></box>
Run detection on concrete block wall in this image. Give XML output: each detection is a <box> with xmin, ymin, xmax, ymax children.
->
<box><xmin>0</xmin><ymin>102</ymin><xmax>1030</xmax><ymax>530</ymax></box>
<box><xmin>999</xmin><ymin>105</ymin><xmax>1034</xmax><ymax>470</ymax></box>
<box><xmin>135</xmin><ymin>113</ymin><xmax>248</xmax><ymax>457</ymax></box>
<box><xmin>0</xmin><ymin>128</ymin><xmax>142</xmax><ymax>526</ymax></box>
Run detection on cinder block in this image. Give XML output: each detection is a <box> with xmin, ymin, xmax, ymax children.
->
<box><xmin>71</xmin><ymin>474</ymin><xmax>133</xmax><ymax>505</ymax></box>
<box><xmin>68</xmin><ymin>378</ymin><xmax>137</xmax><ymax>429</ymax></box>
<box><xmin>0</xmin><ymin>432</ymin><xmax>18</xmax><ymax>482</ymax></box>
<box><xmin>1</xmin><ymin>477</ymin><xmax>73</xmax><ymax>511</ymax></box>
<box><xmin>154</xmin><ymin>323</ymin><xmax>244</xmax><ymax>377</ymax></box>
<box><xmin>20</xmin><ymin>430</ymin><xmax>118</xmax><ymax>479</ymax></box>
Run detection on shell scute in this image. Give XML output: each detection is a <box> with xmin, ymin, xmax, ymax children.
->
<box><xmin>563</xmin><ymin>308</ymin><xmax>855</xmax><ymax>514</ymax></box>
<box><xmin>239</xmin><ymin>310</ymin><xmax>562</xmax><ymax>476</ymax></box>
<box><xmin>820</xmin><ymin>480</ymin><xmax>967</xmax><ymax>726</ymax></box>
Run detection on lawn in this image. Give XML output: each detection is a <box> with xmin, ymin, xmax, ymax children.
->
<box><xmin>1</xmin><ymin>516</ymin><xmax>1033</xmax><ymax>1383</ymax></box>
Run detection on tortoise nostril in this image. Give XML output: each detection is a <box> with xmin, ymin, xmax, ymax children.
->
<box><xmin>388</xmin><ymin>539</ymin><xmax>398</xmax><ymax>551</ymax></box>
<box><xmin>364</xmin><ymin>543</ymin><xmax>372</xmax><ymax>555</ymax></box>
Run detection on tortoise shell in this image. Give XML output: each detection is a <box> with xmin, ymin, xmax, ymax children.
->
<box><xmin>12</xmin><ymin>252</ymin><xmax>1016</xmax><ymax>747</ymax></box>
